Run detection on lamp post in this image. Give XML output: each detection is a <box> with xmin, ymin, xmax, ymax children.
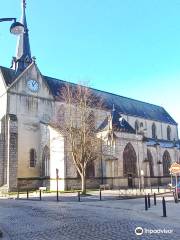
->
<box><xmin>0</xmin><ymin>18</ymin><xmax>24</xmax><ymax>35</ymax></box>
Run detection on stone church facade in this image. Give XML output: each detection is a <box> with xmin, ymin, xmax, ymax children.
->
<box><xmin>0</xmin><ymin>1</ymin><xmax>179</xmax><ymax>192</ymax></box>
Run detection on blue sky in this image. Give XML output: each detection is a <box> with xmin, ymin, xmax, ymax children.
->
<box><xmin>0</xmin><ymin>0</ymin><xmax>180</xmax><ymax>130</ymax></box>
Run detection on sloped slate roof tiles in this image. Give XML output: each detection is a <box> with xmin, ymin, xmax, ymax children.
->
<box><xmin>0</xmin><ymin>66</ymin><xmax>15</xmax><ymax>85</ymax></box>
<box><xmin>97</xmin><ymin>110</ymin><xmax>136</xmax><ymax>134</ymax></box>
<box><xmin>43</xmin><ymin>75</ymin><xmax>177</xmax><ymax>125</ymax></box>
<box><xmin>0</xmin><ymin>66</ymin><xmax>177</xmax><ymax>125</ymax></box>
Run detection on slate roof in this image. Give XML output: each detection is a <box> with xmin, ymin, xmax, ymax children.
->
<box><xmin>98</xmin><ymin>109</ymin><xmax>136</xmax><ymax>134</ymax></box>
<box><xmin>0</xmin><ymin>66</ymin><xmax>16</xmax><ymax>86</ymax></box>
<box><xmin>43</xmin><ymin>75</ymin><xmax>177</xmax><ymax>125</ymax></box>
<box><xmin>0</xmin><ymin>66</ymin><xmax>177</xmax><ymax>125</ymax></box>
<box><xmin>145</xmin><ymin>138</ymin><xmax>180</xmax><ymax>149</ymax></box>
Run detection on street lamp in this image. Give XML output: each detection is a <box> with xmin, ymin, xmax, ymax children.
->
<box><xmin>0</xmin><ymin>18</ymin><xmax>24</xmax><ymax>35</ymax></box>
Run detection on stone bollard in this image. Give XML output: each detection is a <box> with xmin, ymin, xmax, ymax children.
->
<box><xmin>148</xmin><ymin>193</ymin><xmax>151</xmax><ymax>208</ymax></box>
<box><xmin>145</xmin><ymin>195</ymin><xmax>148</xmax><ymax>211</ymax></box>
<box><xmin>154</xmin><ymin>193</ymin><xmax>156</xmax><ymax>205</ymax></box>
<box><xmin>162</xmin><ymin>197</ymin><xmax>167</xmax><ymax>217</ymax></box>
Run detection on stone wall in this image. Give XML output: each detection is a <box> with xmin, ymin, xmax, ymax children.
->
<box><xmin>66</xmin><ymin>178</ymin><xmax>101</xmax><ymax>191</ymax></box>
<box><xmin>0</xmin><ymin>117</ymin><xmax>6</xmax><ymax>187</ymax></box>
<box><xmin>17</xmin><ymin>177</ymin><xmax>43</xmax><ymax>190</ymax></box>
<box><xmin>0</xmin><ymin>132</ymin><xmax>4</xmax><ymax>186</ymax></box>
<box><xmin>7</xmin><ymin>115</ymin><xmax>18</xmax><ymax>191</ymax></box>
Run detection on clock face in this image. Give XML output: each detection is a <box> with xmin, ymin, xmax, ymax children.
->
<box><xmin>27</xmin><ymin>79</ymin><xmax>39</xmax><ymax>92</ymax></box>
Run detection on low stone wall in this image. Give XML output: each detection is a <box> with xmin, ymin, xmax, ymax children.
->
<box><xmin>105</xmin><ymin>177</ymin><xmax>139</xmax><ymax>189</ymax></box>
<box><xmin>66</xmin><ymin>178</ymin><xmax>101</xmax><ymax>191</ymax></box>
<box><xmin>103</xmin><ymin>176</ymin><xmax>171</xmax><ymax>189</ymax></box>
<box><xmin>144</xmin><ymin>176</ymin><xmax>171</xmax><ymax>186</ymax></box>
<box><xmin>17</xmin><ymin>178</ymin><xmax>44</xmax><ymax>190</ymax></box>
<box><xmin>16</xmin><ymin>176</ymin><xmax>171</xmax><ymax>192</ymax></box>
<box><xmin>18</xmin><ymin>177</ymin><xmax>101</xmax><ymax>191</ymax></box>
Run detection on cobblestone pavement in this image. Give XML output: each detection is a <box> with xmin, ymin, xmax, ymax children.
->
<box><xmin>0</xmin><ymin>197</ymin><xmax>179</xmax><ymax>240</ymax></box>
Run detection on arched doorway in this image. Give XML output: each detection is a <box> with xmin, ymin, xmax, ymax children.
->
<box><xmin>147</xmin><ymin>149</ymin><xmax>154</xmax><ymax>177</ymax></box>
<box><xmin>123</xmin><ymin>143</ymin><xmax>137</xmax><ymax>188</ymax></box>
<box><xmin>42</xmin><ymin>146</ymin><xmax>50</xmax><ymax>177</ymax></box>
<box><xmin>162</xmin><ymin>150</ymin><xmax>171</xmax><ymax>176</ymax></box>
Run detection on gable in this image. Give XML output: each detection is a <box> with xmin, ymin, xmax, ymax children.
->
<box><xmin>8</xmin><ymin>63</ymin><xmax>54</xmax><ymax>100</ymax></box>
<box><xmin>0</xmin><ymin>65</ymin><xmax>177</xmax><ymax>125</ymax></box>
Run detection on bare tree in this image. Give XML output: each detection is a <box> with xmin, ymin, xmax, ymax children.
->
<box><xmin>55</xmin><ymin>83</ymin><xmax>102</xmax><ymax>194</ymax></box>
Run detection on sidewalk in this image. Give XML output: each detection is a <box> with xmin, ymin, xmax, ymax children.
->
<box><xmin>77</xmin><ymin>193</ymin><xmax>180</xmax><ymax>228</ymax></box>
<box><xmin>3</xmin><ymin>187</ymin><xmax>171</xmax><ymax>199</ymax></box>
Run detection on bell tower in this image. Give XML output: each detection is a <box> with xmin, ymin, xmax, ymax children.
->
<box><xmin>12</xmin><ymin>0</ymin><xmax>32</xmax><ymax>73</ymax></box>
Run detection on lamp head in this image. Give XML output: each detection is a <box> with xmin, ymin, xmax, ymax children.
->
<box><xmin>10</xmin><ymin>21</ymin><xmax>24</xmax><ymax>35</ymax></box>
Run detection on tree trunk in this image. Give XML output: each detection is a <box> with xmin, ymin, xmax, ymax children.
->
<box><xmin>81</xmin><ymin>174</ymin><xmax>86</xmax><ymax>195</ymax></box>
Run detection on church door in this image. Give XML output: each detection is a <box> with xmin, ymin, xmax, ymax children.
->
<box><xmin>128</xmin><ymin>174</ymin><xmax>133</xmax><ymax>188</ymax></box>
<box><xmin>163</xmin><ymin>150</ymin><xmax>171</xmax><ymax>176</ymax></box>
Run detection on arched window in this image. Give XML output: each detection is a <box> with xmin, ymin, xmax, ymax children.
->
<box><xmin>123</xmin><ymin>143</ymin><xmax>137</xmax><ymax>176</ymax></box>
<box><xmin>147</xmin><ymin>149</ymin><xmax>154</xmax><ymax>177</ymax></box>
<box><xmin>163</xmin><ymin>150</ymin><xmax>171</xmax><ymax>176</ymax></box>
<box><xmin>135</xmin><ymin>120</ymin><xmax>139</xmax><ymax>133</ymax></box>
<box><xmin>86</xmin><ymin>162</ymin><xmax>95</xmax><ymax>178</ymax></box>
<box><xmin>30</xmin><ymin>149</ymin><xmax>36</xmax><ymax>168</ymax></box>
<box><xmin>167</xmin><ymin>126</ymin><xmax>171</xmax><ymax>141</ymax></box>
<box><xmin>42</xmin><ymin>146</ymin><xmax>50</xmax><ymax>177</ymax></box>
<box><xmin>152</xmin><ymin>123</ymin><xmax>156</xmax><ymax>139</ymax></box>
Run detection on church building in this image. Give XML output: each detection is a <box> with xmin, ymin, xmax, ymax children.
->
<box><xmin>0</xmin><ymin>1</ymin><xmax>179</xmax><ymax>192</ymax></box>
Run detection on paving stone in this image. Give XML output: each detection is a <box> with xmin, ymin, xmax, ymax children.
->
<box><xmin>0</xmin><ymin>198</ymin><xmax>179</xmax><ymax>240</ymax></box>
